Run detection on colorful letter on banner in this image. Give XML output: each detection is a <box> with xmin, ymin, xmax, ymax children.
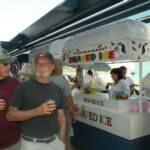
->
<box><xmin>99</xmin><ymin>50</ymin><xmax>115</xmax><ymax>61</ymax></box>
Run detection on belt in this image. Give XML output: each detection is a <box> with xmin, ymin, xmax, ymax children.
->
<box><xmin>22</xmin><ymin>135</ymin><xmax>56</xmax><ymax>143</ymax></box>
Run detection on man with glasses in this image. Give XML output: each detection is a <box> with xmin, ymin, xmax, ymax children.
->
<box><xmin>0</xmin><ymin>47</ymin><xmax>20</xmax><ymax>150</ymax></box>
<box><xmin>7</xmin><ymin>51</ymin><xmax>66</xmax><ymax>150</ymax></box>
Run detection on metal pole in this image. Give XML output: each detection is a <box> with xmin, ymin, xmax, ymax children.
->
<box><xmin>139</xmin><ymin>62</ymin><xmax>143</xmax><ymax>113</ymax></box>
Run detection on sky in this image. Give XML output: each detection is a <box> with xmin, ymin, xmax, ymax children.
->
<box><xmin>0</xmin><ymin>0</ymin><xmax>64</xmax><ymax>41</ymax></box>
<box><xmin>0</xmin><ymin>1</ymin><xmax>149</xmax><ymax>42</ymax></box>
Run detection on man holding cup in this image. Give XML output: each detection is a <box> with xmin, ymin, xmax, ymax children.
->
<box><xmin>7</xmin><ymin>51</ymin><xmax>66</xmax><ymax>150</ymax></box>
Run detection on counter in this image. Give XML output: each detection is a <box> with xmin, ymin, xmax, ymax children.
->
<box><xmin>72</xmin><ymin>93</ymin><xmax>150</xmax><ymax>150</ymax></box>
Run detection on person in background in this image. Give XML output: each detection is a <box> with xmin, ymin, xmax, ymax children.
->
<box><xmin>76</xmin><ymin>65</ymin><xmax>83</xmax><ymax>89</ymax></box>
<box><xmin>50</xmin><ymin>58</ymin><xmax>77</xmax><ymax>150</ymax></box>
<box><xmin>110</xmin><ymin>68</ymin><xmax>130</xmax><ymax>99</ymax></box>
<box><xmin>87</xmin><ymin>70</ymin><xmax>93</xmax><ymax>77</ymax></box>
<box><xmin>7</xmin><ymin>52</ymin><xmax>66</xmax><ymax>150</ymax></box>
<box><xmin>0</xmin><ymin>47</ymin><xmax>20</xmax><ymax>150</ymax></box>
<box><xmin>67</xmin><ymin>76</ymin><xmax>76</xmax><ymax>89</ymax></box>
<box><xmin>84</xmin><ymin>70</ymin><xmax>94</xmax><ymax>88</ymax></box>
<box><xmin>120</xmin><ymin>66</ymin><xmax>134</xmax><ymax>87</ymax></box>
<box><xmin>84</xmin><ymin>69</ymin><xmax>107</xmax><ymax>94</ymax></box>
<box><xmin>72</xmin><ymin>76</ymin><xmax>81</xmax><ymax>95</ymax></box>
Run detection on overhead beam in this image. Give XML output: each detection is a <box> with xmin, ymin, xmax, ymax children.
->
<box><xmin>10</xmin><ymin>0</ymin><xmax>150</xmax><ymax>56</ymax></box>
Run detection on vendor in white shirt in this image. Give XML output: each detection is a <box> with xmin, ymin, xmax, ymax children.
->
<box><xmin>110</xmin><ymin>68</ymin><xmax>130</xmax><ymax>100</ymax></box>
<box><xmin>120</xmin><ymin>66</ymin><xmax>134</xmax><ymax>87</ymax></box>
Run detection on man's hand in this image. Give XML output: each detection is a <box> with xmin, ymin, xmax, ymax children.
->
<box><xmin>0</xmin><ymin>99</ymin><xmax>6</xmax><ymax>110</ymax></box>
<box><xmin>36</xmin><ymin>100</ymin><xmax>56</xmax><ymax>116</ymax></box>
<box><xmin>7</xmin><ymin>100</ymin><xmax>56</xmax><ymax>122</ymax></box>
<box><xmin>72</xmin><ymin>112</ymin><xmax>78</xmax><ymax>123</ymax></box>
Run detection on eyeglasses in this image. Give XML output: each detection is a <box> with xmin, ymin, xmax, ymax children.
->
<box><xmin>36</xmin><ymin>62</ymin><xmax>51</xmax><ymax>67</ymax></box>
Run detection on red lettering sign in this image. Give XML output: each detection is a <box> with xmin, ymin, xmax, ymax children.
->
<box><xmin>109</xmin><ymin>50</ymin><xmax>115</xmax><ymax>59</ymax></box>
<box><xmin>86</xmin><ymin>54</ymin><xmax>91</xmax><ymax>61</ymax></box>
<box><xmin>99</xmin><ymin>52</ymin><xmax>102</xmax><ymax>60</ymax></box>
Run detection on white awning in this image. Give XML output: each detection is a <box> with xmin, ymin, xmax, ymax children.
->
<box><xmin>62</xmin><ymin>19</ymin><xmax>150</xmax><ymax>66</ymax></box>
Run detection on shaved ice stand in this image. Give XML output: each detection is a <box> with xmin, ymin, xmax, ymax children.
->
<box><xmin>62</xmin><ymin>20</ymin><xmax>150</xmax><ymax>150</ymax></box>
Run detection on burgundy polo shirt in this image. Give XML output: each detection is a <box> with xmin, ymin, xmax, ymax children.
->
<box><xmin>0</xmin><ymin>76</ymin><xmax>20</xmax><ymax>149</ymax></box>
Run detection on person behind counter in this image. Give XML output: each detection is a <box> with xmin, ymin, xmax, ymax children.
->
<box><xmin>120</xmin><ymin>66</ymin><xmax>134</xmax><ymax>87</ymax></box>
<box><xmin>82</xmin><ymin>70</ymin><xmax>94</xmax><ymax>94</ymax></box>
<box><xmin>110</xmin><ymin>68</ymin><xmax>130</xmax><ymax>100</ymax></box>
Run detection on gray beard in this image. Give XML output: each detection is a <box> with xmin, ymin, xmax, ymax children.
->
<box><xmin>35</xmin><ymin>71</ymin><xmax>50</xmax><ymax>77</ymax></box>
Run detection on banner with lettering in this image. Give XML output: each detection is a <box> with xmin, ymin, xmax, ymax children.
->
<box><xmin>76</xmin><ymin>101</ymin><xmax>150</xmax><ymax>140</ymax></box>
<box><xmin>62</xmin><ymin>20</ymin><xmax>150</xmax><ymax>66</ymax></box>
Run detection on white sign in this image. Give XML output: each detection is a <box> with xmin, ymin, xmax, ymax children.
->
<box><xmin>78</xmin><ymin>94</ymin><xmax>130</xmax><ymax>112</ymax></box>
<box><xmin>62</xmin><ymin>20</ymin><xmax>150</xmax><ymax>65</ymax></box>
<box><xmin>76</xmin><ymin>101</ymin><xmax>150</xmax><ymax>140</ymax></box>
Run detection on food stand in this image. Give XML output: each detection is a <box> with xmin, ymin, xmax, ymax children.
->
<box><xmin>62</xmin><ymin>19</ymin><xmax>150</xmax><ymax>150</ymax></box>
